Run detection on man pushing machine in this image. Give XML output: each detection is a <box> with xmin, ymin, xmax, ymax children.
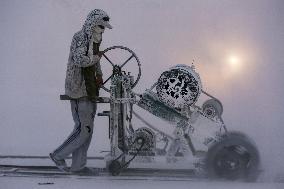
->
<box><xmin>49</xmin><ymin>9</ymin><xmax>112</xmax><ymax>174</ymax></box>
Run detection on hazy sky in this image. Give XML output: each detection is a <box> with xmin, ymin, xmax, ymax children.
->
<box><xmin>0</xmin><ymin>0</ymin><xmax>284</xmax><ymax>178</ymax></box>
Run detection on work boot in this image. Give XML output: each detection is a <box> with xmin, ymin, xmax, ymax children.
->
<box><xmin>49</xmin><ymin>153</ymin><xmax>69</xmax><ymax>172</ymax></box>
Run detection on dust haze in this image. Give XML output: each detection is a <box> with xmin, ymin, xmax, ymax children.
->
<box><xmin>0</xmin><ymin>0</ymin><xmax>283</xmax><ymax>181</ymax></box>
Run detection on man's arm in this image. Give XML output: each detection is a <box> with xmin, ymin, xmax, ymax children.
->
<box><xmin>92</xmin><ymin>42</ymin><xmax>104</xmax><ymax>87</ymax></box>
<box><xmin>94</xmin><ymin>52</ymin><xmax>103</xmax><ymax>87</ymax></box>
<box><xmin>95</xmin><ymin>62</ymin><xmax>103</xmax><ymax>87</ymax></box>
<box><xmin>95</xmin><ymin>60</ymin><xmax>103</xmax><ymax>76</ymax></box>
<box><xmin>71</xmin><ymin>35</ymin><xmax>100</xmax><ymax>67</ymax></box>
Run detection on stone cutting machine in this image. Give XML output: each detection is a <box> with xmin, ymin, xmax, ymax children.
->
<box><xmin>95</xmin><ymin>46</ymin><xmax>260</xmax><ymax>181</ymax></box>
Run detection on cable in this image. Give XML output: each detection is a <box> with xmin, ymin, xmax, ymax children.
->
<box><xmin>110</xmin><ymin>137</ymin><xmax>145</xmax><ymax>174</ymax></box>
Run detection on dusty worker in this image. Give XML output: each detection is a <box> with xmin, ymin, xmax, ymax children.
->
<box><xmin>49</xmin><ymin>9</ymin><xmax>112</xmax><ymax>174</ymax></box>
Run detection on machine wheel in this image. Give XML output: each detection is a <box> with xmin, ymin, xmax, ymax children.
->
<box><xmin>205</xmin><ymin>132</ymin><xmax>260</xmax><ymax>181</ymax></box>
<box><xmin>202</xmin><ymin>98</ymin><xmax>223</xmax><ymax>118</ymax></box>
<box><xmin>108</xmin><ymin>160</ymin><xmax>122</xmax><ymax>176</ymax></box>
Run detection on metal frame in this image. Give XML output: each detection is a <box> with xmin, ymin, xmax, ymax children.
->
<box><xmin>96</xmin><ymin>46</ymin><xmax>228</xmax><ymax>175</ymax></box>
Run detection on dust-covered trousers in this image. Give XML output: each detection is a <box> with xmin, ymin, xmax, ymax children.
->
<box><xmin>52</xmin><ymin>98</ymin><xmax>97</xmax><ymax>171</ymax></box>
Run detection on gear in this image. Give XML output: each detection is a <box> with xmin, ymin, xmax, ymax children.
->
<box><xmin>130</xmin><ymin>127</ymin><xmax>156</xmax><ymax>156</ymax></box>
<box><xmin>202</xmin><ymin>98</ymin><xmax>223</xmax><ymax>118</ymax></box>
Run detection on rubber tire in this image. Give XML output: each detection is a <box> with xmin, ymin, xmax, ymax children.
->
<box><xmin>205</xmin><ymin>132</ymin><xmax>260</xmax><ymax>182</ymax></box>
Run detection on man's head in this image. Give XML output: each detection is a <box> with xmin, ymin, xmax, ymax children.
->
<box><xmin>83</xmin><ymin>9</ymin><xmax>112</xmax><ymax>37</ymax></box>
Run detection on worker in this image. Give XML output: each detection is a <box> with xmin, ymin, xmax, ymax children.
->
<box><xmin>49</xmin><ymin>9</ymin><xmax>112</xmax><ymax>174</ymax></box>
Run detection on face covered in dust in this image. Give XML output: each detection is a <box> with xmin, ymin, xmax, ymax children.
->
<box><xmin>92</xmin><ymin>25</ymin><xmax>105</xmax><ymax>34</ymax></box>
<box><xmin>91</xmin><ymin>25</ymin><xmax>105</xmax><ymax>43</ymax></box>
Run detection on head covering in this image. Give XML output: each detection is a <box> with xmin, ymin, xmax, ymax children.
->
<box><xmin>83</xmin><ymin>9</ymin><xmax>112</xmax><ymax>38</ymax></box>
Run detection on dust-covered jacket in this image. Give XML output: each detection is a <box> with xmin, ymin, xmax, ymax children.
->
<box><xmin>65</xmin><ymin>10</ymin><xmax>105</xmax><ymax>99</ymax></box>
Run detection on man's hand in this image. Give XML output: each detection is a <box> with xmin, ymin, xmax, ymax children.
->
<box><xmin>96</xmin><ymin>75</ymin><xmax>103</xmax><ymax>88</ymax></box>
<box><xmin>97</xmin><ymin>51</ymin><xmax>104</xmax><ymax>57</ymax></box>
<box><xmin>92</xmin><ymin>55</ymin><xmax>101</xmax><ymax>63</ymax></box>
<box><xmin>92</xmin><ymin>51</ymin><xmax>103</xmax><ymax>63</ymax></box>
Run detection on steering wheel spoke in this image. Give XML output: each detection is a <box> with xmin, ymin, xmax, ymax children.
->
<box><xmin>103</xmin><ymin>74</ymin><xmax>113</xmax><ymax>85</ymax></box>
<box><xmin>120</xmin><ymin>54</ymin><xmax>134</xmax><ymax>68</ymax></box>
<box><xmin>102</xmin><ymin>54</ymin><xmax>115</xmax><ymax>66</ymax></box>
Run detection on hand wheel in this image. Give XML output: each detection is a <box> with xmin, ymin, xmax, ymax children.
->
<box><xmin>100</xmin><ymin>46</ymin><xmax>141</xmax><ymax>92</ymax></box>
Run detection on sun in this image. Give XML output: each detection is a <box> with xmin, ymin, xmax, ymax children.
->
<box><xmin>227</xmin><ymin>55</ymin><xmax>241</xmax><ymax>72</ymax></box>
<box><xmin>229</xmin><ymin>55</ymin><xmax>239</xmax><ymax>65</ymax></box>
<box><xmin>229</xmin><ymin>55</ymin><xmax>237</xmax><ymax>62</ymax></box>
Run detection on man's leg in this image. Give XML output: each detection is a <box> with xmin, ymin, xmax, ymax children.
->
<box><xmin>51</xmin><ymin>99</ymin><xmax>81</xmax><ymax>162</ymax></box>
<box><xmin>71</xmin><ymin>101</ymin><xmax>97</xmax><ymax>171</ymax></box>
<box><xmin>70</xmin><ymin>134</ymin><xmax>92</xmax><ymax>171</ymax></box>
<box><xmin>51</xmin><ymin>99</ymin><xmax>96</xmax><ymax>165</ymax></box>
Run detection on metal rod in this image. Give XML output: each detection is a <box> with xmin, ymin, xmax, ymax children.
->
<box><xmin>0</xmin><ymin>155</ymin><xmax>104</xmax><ymax>160</ymax></box>
<box><xmin>201</xmin><ymin>90</ymin><xmax>217</xmax><ymax>100</ymax></box>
